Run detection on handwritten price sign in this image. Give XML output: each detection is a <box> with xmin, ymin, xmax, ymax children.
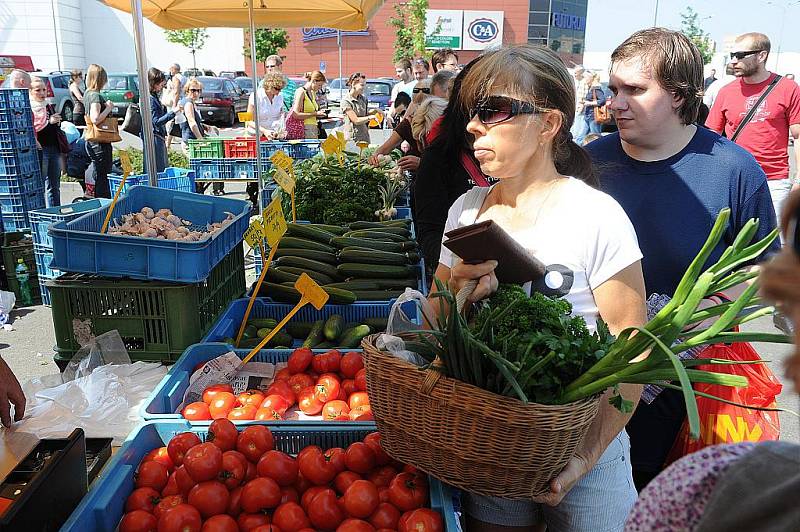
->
<box><xmin>270</xmin><ymin>151</ymin><xmax>294</xmax><ymax>175</ymax></box>
<box><xmin>262</xmin><ymin>196</ymin><xmax>287</xmax><ymax>247</ymax></box>
<box><xmin>243</xmin><ymin>219</ymin><xmax>265</xmax><ymax>248</ymax></box>
<box><xmin>272</xmin><ymin>165</ymin><xmax>295</xmax><ymax>194</ymax></box>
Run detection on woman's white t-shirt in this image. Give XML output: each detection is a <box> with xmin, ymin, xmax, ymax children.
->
<box><xmin>248</xmin><ymin>88</ymin><xmax>285</xmax><ymax>129</ymax></box>
<box><xmin>439</xmin><ymin>178</ymin><xmax>642</xmax><ymax>331</ymax></box>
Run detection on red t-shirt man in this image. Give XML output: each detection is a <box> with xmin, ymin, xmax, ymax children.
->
<box><xmin>706</xmin><ymin>73</ymin><xmax>800</xmax><ymax>180</ymax></box>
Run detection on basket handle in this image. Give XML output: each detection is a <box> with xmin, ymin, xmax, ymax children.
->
<box><xmin>420</xmin><ymin>358</ymin><xmax>445</xmax><ymax>394</ymax></box>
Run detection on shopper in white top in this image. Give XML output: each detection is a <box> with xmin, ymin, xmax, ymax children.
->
<box><xmin>246</xmin><ymin>72</ymin><xmax>287</xmax><ymax>139</ymax></box>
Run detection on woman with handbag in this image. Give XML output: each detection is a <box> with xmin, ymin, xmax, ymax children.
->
<box><xmin>291</xmin><ymin>71</ymin><xmax>327</xmax><ymax>139</ymax></box>
<box><xmin>181</xmin><ymin>78</ymin><xmax>222</xmax><ymax>194</ymax></box>
<box><xmin>68</xmin><ymin>69</ymin><xmax>85</xmax><ymax>126</ymax></box>
<box><xmin>341</xmin><ymin>73</ymin><xmax>377</xmax><ymax>144</ymax></box>
<box><xmin>140</xmin><ymin>67</ymin><xmax>178</xmax><ymax>172</ymax></box>
<box><xmin>574</xmin><ymin>72</ymin><xmax>606</xmax><ymax>144</ymax></box>
<box><xmin>30</xmin><ymin>77</ymin><xmax>63</xmax><ymax>207</ymax></box>
<box><xmin>83</xmin><ymin>63</ymin><xmax>116</xmax><ymax>198</ymax></box>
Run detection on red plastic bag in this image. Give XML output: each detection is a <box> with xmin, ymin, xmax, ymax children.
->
<box><xmin>666</xmin><ymin>342</ymin><xmax>782</xmax><ymax>464</ymax></box>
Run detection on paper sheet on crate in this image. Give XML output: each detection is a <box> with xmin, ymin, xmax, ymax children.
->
<box><xmin>181</xmin><ymin>352</ymin><xmax>278</xmax><ymax>407</ymax></box>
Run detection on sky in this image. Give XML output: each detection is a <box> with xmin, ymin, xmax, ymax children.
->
<box><xmin>584</xmin><ymin>0</ymin><xmax>800</xmax><ymax>53</ymax></box>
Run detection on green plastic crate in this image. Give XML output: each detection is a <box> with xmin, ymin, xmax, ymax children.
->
<box><xmin>49</xmin><ymin>243</ymin><xmax>245</xmax><ymax>365</ymax></box>
<box><xmin>2</xmin><ymin>231</ymin><xmax>35</xmax><ymax>275</ymax></box>
<box><xmin>6</xmin><ymin>272</ymin><xmax>41</xmax><ymax>305</ymax></box>
<box><xmin>187</xmin><ymin>138</ymin><xmax>224</xmax><ymax>159</ymax></box>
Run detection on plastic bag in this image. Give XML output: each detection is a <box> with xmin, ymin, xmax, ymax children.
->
<box><xmin>379</xmin><ymin>288</ymin><xmax>435</xmax><ymax>366</ymax></box>
<box><xmin>0</xmin><ymin>290</ymin><xmax>16</xmax><ymax>325</ymax></box>
<box><xmin>61</xmin><ymin>330</ymin><xmax>132</xmax><ymax>382</ymax></box>
<box><xmin>666</xmin><ymin>341</ymin><xmax>783</xmax><ymax>464</ymax></box>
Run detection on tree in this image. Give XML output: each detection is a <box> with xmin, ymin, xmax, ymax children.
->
<box><xmin>680</xmin><ymin>7</ymin><xmax>715</xmax><ymax>64</ymax></box>
<box><xmin>244</xmin><ymin>29</ymin><xmax>290</xmax><ymax>70</ymax></box>
<box><xmin>389</xmin><ymin>0</ymin><xmax>431</xmax><ymax>63</ymax></box>
<box><xmin>164</xmin><ymin>29</ymin><xmax>209</xmax><ymax>70</ymax></box>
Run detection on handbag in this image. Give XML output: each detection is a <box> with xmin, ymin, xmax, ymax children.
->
<box><xmin>84</xmin><ymin>111</ymin><xmax>122</xmax><ymax>144</ymax></box>
<box><xmin>285</xmin><ymin>111</ymin><xmax>306</xmax><ymax>140</ymax></box>
<box><xmin>122</xmin><ymin>103</ymin><xmax>142</xmax><ymax>136</ymax></box>
<box><xmin>592</xmin><ymin>88</ymin><xmax>611</xmax><ymax>124</ymax></box>
<box><xmin>46</xmin><ymin>105</ymin><xmax>71</xmax><ymax>154</ymax></box>
<box><xmin>731</xmin><ymin>75</ymin><xmax>782</xmax><ymax>142</ymax></box>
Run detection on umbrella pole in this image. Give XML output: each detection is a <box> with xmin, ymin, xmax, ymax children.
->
<box><xmin>131</xmin><ymin>0</ymin><xmax>158</xmax><ymax>185</ymax></box>
<box><xmin>338</xmin><ymin>31</ymin><xmax>344</xmax><ymax>102</ymax></box>
<box><xmin>248</xmin><ymin>0</ymin><xmax>264</xmax><ymax>213</ymax></box>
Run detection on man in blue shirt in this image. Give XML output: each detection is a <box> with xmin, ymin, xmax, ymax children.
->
<box><xmin>586</xmin><ymin>28</ymin><xmax>779</xmax><ymax>491</ymax></box>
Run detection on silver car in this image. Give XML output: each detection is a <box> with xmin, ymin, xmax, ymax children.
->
<box><xmin>0</xmin><ymin>70</ymin><xmax>76</xmax><ymax>122</ymax></box>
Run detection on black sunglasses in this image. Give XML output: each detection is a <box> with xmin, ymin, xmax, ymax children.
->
<box><xmin>471</xmin><ymin>96</ymin><xmax>539</xmax><ymax>125</ymax></box>
<box><xmin>412</xmin><ymin>87</ymin><xmax>430</xmax><ymax>94</ymax></box>
<box><xmin>730</xmin><ymin>50</ymin><xmax>763</xmax><ymax>60</ymax></box>
<box><xmin>189</xmin><ymin>88</ymin><xmax>202</xmax><ymax>93</ymax></box>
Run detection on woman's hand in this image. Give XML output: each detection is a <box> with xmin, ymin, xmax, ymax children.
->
<box><xmin>316</xmin><ymin>110</ymin><xmax>327</xmax><ymax>118</ymax></box>
<box><xmin>397</xmin><ymin>155</ymin><xmax>420</xmax><ymax>172</ymax></box>
<box><xmin>368</xmin><ymin>154</ymin><xmax>381</xmax><ymax>166</ymax></box>
<box><xmin>532</xmin><ymin>452</ymin><xmax>593</xmax><ymax>507</ymax></box>
<box><xmin>49</xmin><ymin>113</ymin><xmax>62</xmax><ymax>125</ymax></box>
<box><xmin>105</xmin><ymin>100</ymin><xmax>114</xmax><ymax>110</ymax></box>
<box><xmin>449</xmin><ymin>260</ymin><xmax>499</xmax><ymax>303</ymax></box>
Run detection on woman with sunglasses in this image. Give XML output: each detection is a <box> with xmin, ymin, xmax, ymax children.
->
<box><xmin>181</xmin><ymin>78</ymin><xmax>221</xmax><ymax>194</ymax></box>
<box><xmin>342</xmin><ymin>73</ymin><xmax>377</xmax><ymax>144</ymax></box>
<box><xmin>431</xmin><ymin>44</ymin><xmax>646</xmax><ymax>532</ymax></box>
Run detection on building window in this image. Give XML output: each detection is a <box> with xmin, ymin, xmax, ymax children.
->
<box><xmin>530</xmin><ymin>0</ymin><xmax>550</xmax><ymax>10</ymax></box>
<box><xmin>528</xmin><ymin>25</ymin><xmax>548</xmax><ymax>40</ymax></box>
<box><xmin>529</xmin><ymin>12</ymin><xmax>550</xmax><ymax>25</ymax></box>
<box><xmin>528</xmin><ymin>37</ymin><xmax>548</xmax><ymax>45</ymax></box>
<box><xmin>572</xmin><ymin>41</ymin><xmax>583</xmax><ymax>54</ymax></box>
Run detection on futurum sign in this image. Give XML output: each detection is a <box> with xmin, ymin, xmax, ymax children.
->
<box><xmin>551</xmin><ymin>12</ymin><xmax>586</xmax><ymax>31</ymax></box>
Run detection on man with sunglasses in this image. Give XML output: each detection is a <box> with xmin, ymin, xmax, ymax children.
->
<box><xmin>707</xmin><ymin>32</ymin><xmax>800</xmax><ymax>227</ymax></box>
<box><xmin>264</xmin><ymin>55</ymin><xmax>297</xmax><ymax>113</ymax></box>
<box><xmin>412</xmin><ymin>58</ymin><xmax>430</xmax><ymax>81</ymax></box>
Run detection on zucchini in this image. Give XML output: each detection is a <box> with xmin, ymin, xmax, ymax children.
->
<box><xmin>238</xmin><ymin>338</ymin><xmax>262</xmax><ymax>348</ymax></box>
<box><xmin>323</xmin><ymin>314</ymin><xmax>344</xmax><ymax>341</ymax></box>
<box><xmin>339</xmin><ymin>325</ymin><xmax>372</xmax><ymax>348</ymax></box>
<box><xmin>325</xmin><ymin>280</ymin><xmax>380</xmax><ymax>290</ymax></box>
<box><xmin>286</xmin><ymin>223</ymin><xmax>337</xmax><ymax>244</ymax></box>
<box><xmin>275</xmin><ymin>266</ymin><xmax>334</xmax><ymax>286</ymax></box>
<box><xmin>274</xmin><ymin>256</ymin><xmax>340</xmax><ymax>279</ymax></box>
<box><xmin>266</xmin><ymin>266</ymin><xmax>299</xmax><ymax>284</ymax></box>
<box><xmin>273</xmin><ymin>248</ymin><xmax>337</xmax><ymax>264</ymax></box>
<box><xmin>349</xmin><ymin>219</ymin><xmax>411</xmax><ymax>230</ymax></box>
<box><xmin>338</xmin><ymin>248</ymin><xmax>414</xmax><ymax>266</ymax></box>
<box><xmin>305</xmin><ymin>223</ymin><xmax>348</xmax><ymax>235</ymax></box>
<box><xmin>249</xmin><ymin>318</ymin><xmax>278</xmax><ymax>329</ymax></box>
<box><xmin>338</xmin><ymin>263</ymin><xmax>413</xmax><ymax>279</ymax></box>
<box><xmin>363</xmin><ymin>317</ymin><xmax>389</xmax><ymax>331</ymax></box>
<box><xmin>302</xmin><ymin>319</ymin><xmax>325</xmax><ymax>348</ymax></box>
<box><xmin>351</xmin><ymin>289</ymin><xmax>404</xmax><ymax>301</ymax></box>
<box><xmin>322</xmin><ymin>286</ymin><xmax>358</xmax><ymax>305</ymax></box>
<box><xmin>243</xmin><ymin>324</ymin><xmax>259</xmax><ymax>339</ymax></box>
<box><xmin>343</xmin><ymin>230</ymin><xmax>408</xmax><ymax>243</ymax></box>
<box><xmin>286</xmin><ymin>321</ymin><xmax>314</xmax><ymax>338</ymax></box>
<box><xmin>315</xmin><ymin>341</ymin><xmax>334</xmax><ymax>349</ymax></box>
<box><xmin>254</xmin><ymin>283</ymin><xmax>357</xmax><ymax>305</ymax></box>
<box><xmin>331</xmin><ymin>237</ymin><xmax>409</xmax><ymax>253</ymax></box>
<box><xmin>278</xmin><ymin>237</ymin><xmax>336</xmax><ymax>254</ymax></box>
<box><xmin>351</xmin><ymin>226</ymin><xmax>411</xmax><ymax>237</ymax></box>
<box><xmin>374</xmin><ymin>278</ymin><xmax>419</xmax><ymax>290</ymax></box>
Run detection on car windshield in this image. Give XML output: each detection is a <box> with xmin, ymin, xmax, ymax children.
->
<box><xmin>107</xmin><ymin>76</ymin><xmax>129</xmax><ymax>90</ymax></box>
<box><xmin>201</xmin><ymin>79</ymin><xmax>224</xmax><ymax>91</ymax></box>
<box><xmin>366</xmin><ymin>83</ymin><xmax>390</xmax><ymax>97</ymax></box>
<box><xmin>235</xmin><ymin>79</ymin><xmax>253</xmax><ymax>89</ymax></box>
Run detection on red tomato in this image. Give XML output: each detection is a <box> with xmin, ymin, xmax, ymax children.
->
<box><xmin>349</xmin><ymin>405</ymin><xmax>373</xmax><ymax>422</ymax></box>
<box><xmin>238</xmin><ymin>513</ymin><xmax>271</xmax><ymax>532</ymax></box>
<box><xmin>238</xmin><ymin>390</ymin><xmax>266</xmax><ymax>408</ymax></box>
<box><xmin>188</xmin><ymin>480</ymin><xmax>229</xmax><ymax>519</ymax></box>
<box><xmin>399</xmin><ymin>509</ymin><xmax>443</xmax><ymax>532</ymax></box>
<box><xmin>119</xmin><ymin>509</ymin><xmax>157</xmax><ymax>532</ymax></box>
<box><xmin>322</xmin><ymin>400</ymin><xmax>350</xmax><ymax>421</ymax></box>
<box><xmin>274</xmin><ymin>367</ymin><xmax>294</xmax><ymax>381</ymax></box>
<box><xmin>252</xmin><ymin>526</ymin><xmax>283</xmax><ymax>532</ymax></box>
<box><xmin>341</xmin><ymin>379</ymin><xmax>357</xmax><ymax>398</ymax></box>
<box><xmin>143</xmin><ymin>446</ymin><xmax>174</xmax><ymax>472</ymax></box>
<box><xmin>272</xmin><ymin>502</ymin><xmax>311</xmax><ymax>532</ymax></box>
<box><xmin>260</xmin><ymin>394</ymin><xmax>292</xmax><ymax>415</ymax></box>
<box><xmin>288</xmin><ymin>373</ymin><xmax>315</xmax><ymax>396</ymax></box>
<box><xmin>257</xmin><ymin>450</ymin><xmax>298</xmax><ymax>486</ymax></box>
<box><xmin>294</xmin><ymin>472</ymin><xmax>312</xmax><ymax>495</ymax></box>
<box><xmin>228</xmin><ymin>405</ymin><xmax>258</xmax><ymax>421</ymax></box>
<box><xmin>157</xmin><ymin>503</ymin><xmax>201</xmax><ymax>532</ymax></box>
<box><xmin>334</xmin><ymin>471</ymin><xmax>362</xmax><ymax>495</ymax></box>
<box><xmin>219</xmin><ymin>451</ymin><xmax>247</xmax><ymax>489</ymax></box>
<box><xmin>209</xmin><ymin>392</ymin><xmax>237</xmax><ymax>419</ymax></box>
<box><xmin>315</xmin><ymin>374</ymin><xmax>342</xmax><ymax>403</ymax></box>
<box><xmin>312</xmin><ymin>350</ymin><xmax>342</xmax><ymax>374</ymax></box>
<box><xmin>339</xmin><ymin>352</ymin><xmax>364</xmax><ymax>379</ymax></box>
<box><xmin>183</xmin><ymin>442</ymin><xmax>223</xmax><ymax>482</ymax></box>
<box><xmin>237</xmin><ymin>425</ymin><xmax>275</xmax><ymax>462</ymax></box>
<box><xmin>354</xmin><ymin>369</ymin><xmax>367</xmax><ymax>392</ymax></box>
<box><xmin>363</xmin><ymin>433</ymin><xmax>391</xmax><ymax>466</ymax></box>
<box><xmin>125</xmin><ymin>486</ymin><xmax>161</xmax><ymax>513</ymax></box>
<box><xmin>280</xmin><ymin>486</ymin><xmax>300</xmax><ymax>504</ymax></box>
<box><xmin>208</xmin><ymin>418</ymin><xmax>238</xmax><ymax>452</ymax></box>
<box><xmin>287</xmin><ymin>348</ymin><xmax>314</xmax><ymax>374</ymax></box>
<box><xmin>255</xmin><ymin>407</ymin><xmax>284</xmax><ymax>421</ymax></box>
<box><xmin>388</xmin><ymin>472</ymin><xmax>428</xmax><ymax>511</ymax></box>
<box><xmin>241</xmin><ymin>477</ymin><xmax>282</xmax><ymax>512</ymax></box>
<box><xmin>181</xmin><ymin>401</ymin><xmax>212</xmax><ymax>421</ymax></box>
<box><xmin>297</xmin><ymin>386</ymin><xmax>324</xmax><ymax>416</ymax></box>
<box><xmin>201</xmin><ymin>514</ymin><xmax>239</xmax><ymax>532</ymax></box>
<box><xmin>227</xmin><ymin>486</ymin><xmax>243</xmax><ymax>517</ymax></box>
<box><xmin>153</xmin><ymin>494</ymin><xmax>184</xmax><ymax>520</ymax></box>
<box><xmin>167</xmin><ymin>432</ymin><xmax>201</xmax><ymax>467</ymax></box>
<box><xmin>367</xmin><ymin>466</ymin><xmax>397</xmax><ymax>488</ymax></box>
<box><xmin>343</xmin><ymin>480</ymin><xmax>379</xmax><ymax>518</ymax></box>
<box><xmin>162</xmin><ymin>470</ymin><xmax>180</xmax><ymax>497</ymax></box>
<box><xmin>300</xmin><ymin>485</ymin><xmax>327</xmax><ymax>513</ymax></box>
<box><xmin>174</xmin><ymin>466</ymin><xmax>197</xmax><ymax>495</ymax></box>
<box><xmin>135</xmin><ymin>460</ymin><xmax>169</xmax><ymax>491</ymax></box>
<box><xmin>307</xmin><ymin>488</ymin><xmax>345</xmax><ymax>530</ymax></box>
<box><xmin>245</xmin><ymin>460</ymin><xmax>258</xmax><ymax>482</ymax></box>
<box><xmin>344</xmin><ymin>443</ymin><xmax>376</xmax><ymax>474</ymax></box>
<box><xmin>203</xmin><ymin>384</ymin><xmax>235</xmax><ymax>404</ymax></box>
<box><xmin>297</xmin><ymin>446</ymin><xmax>338</xmax><ymax>485</ymax></box>
<box><xmin>369</xmin><ymin>503</ymin><xmax>401</xmax><ymax>530</ymax></box>
<box><xmin>325</xmin><ymin>447</ymin><xmax>346</xmax><ymax>474</ymax></box>
<box><xmin>347</xmin><ymin>392</ymin><xmax>370</xmax><ymax>410</ymax></box>
<box><xmin>378</xmin><ymin>487</ymin><xmax>390</xmax><ymax>504</ymax></box>
<box><xmin>336</xmin><ymin>518</ymin><xmax>376</xmax><ymax>532</ymax></box>
<box><xmin>266</xmin><ymin>380</ymin><xmax>296</xmax><ymax>404</ymax></box>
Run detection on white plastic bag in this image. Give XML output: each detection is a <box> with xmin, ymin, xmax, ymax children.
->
<box><xmin>0</xmin><ymin>290</ymin><xmax>16</xmax><ymax>325</ymax></box>
<box><xmin>378</xmin><ymin>288</ymin><xmax>434</xmax><ymax>366</ymax></box>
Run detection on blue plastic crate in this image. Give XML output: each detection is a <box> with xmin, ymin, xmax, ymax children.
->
<box><xmin>204</xmin><ymin>297</ymin><xmax>415</xmax><ymax>345</ymax></box>
<box><xmin>141</xmin><ymin>343</ymin><xmax>365</xmax><ymax>422</ymax></box>
<box><xmin>229</xmin><ymin>158</ymin><xmax>257</xmax><ymax>179</ymax></box>
<box><xmin>62</xmin><ymin>421</ymin><xmax>454</xmax><ymax>532</ymax></box>
<box><xmin>0</xmin><ymin>89</ymin><xmax>31</xmax><ymax>112</ymax></box>
<box><xmin>0</xmin><ymin>127</ymin><xmax>36</xmax><ymax>150</ymax></box>
<box><xmin>29</xmin><ymin>198</ymin><xmax>111</xmax><ymax>248</ymax></box>
<box><xmin>190</xmin><ymin>158</ymin><xmax>230</xmax><ymax>180</ymax></box>
<box><xmin>49</xmin><ymin>185</ymin><xmax>251</xmax><ymax>282</ymax></box>
<box><xmin>33</xmin><ymin>243</ymin><xmax>61</xmax><ymax>278</ymax></box>
<box><xmin>258</xmin><ymin>140</ymin><xmax>290</xmax><ymax>161</ymax></box>
<box><xmin>286</xmin><ymin>139</ymin><xmax>322</xmax><ymax>159</ymax></box>
<box><xmin>0</xmin><ymin>188</ymin><xmax>44</xmax><ymax>231</ymax></box>
<box><xmin>108</xmin><ymin>167</ymin><xmax>197</xmax><ymax>196</ymax></box>
<box><xmin>0</xmin><ymin>168</ymin><xmax>40</xmax><ymax>196</ymax></box>
<box><xmin>39</xmin><ymin>279</ymin><xmax>51</xmax><ymax>306</ymax></box>
<box><xmin>0</xmin><ymin>146</ymin><xmax>39</xmax><ymax>177</ymax></box>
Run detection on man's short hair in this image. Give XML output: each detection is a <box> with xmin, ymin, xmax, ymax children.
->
<box><xmin>266</xmin><ymin>55</ymin><xmax>284</xmax><ymax>66</ymax></box>
<box><xmin>431</xmin><ymin>49</ymin><xmax>458</xmax><ymax>72</ymax></box>
<box><xmin>171</xmin><ymin>63</ymin><xmax>180</xmax><ymax>71</ymax></box>
<box><xmin>431</xmin><ymin>69</ymin><xmax>457</xmax><ymax>96</ymax></box>
<box><xmin>395</xmin><ymin>59</ymin><xmax>412</xmax><ymax>71</ymax></box>
<box><xmin>9</xmin><ymin>69</ymin><xmax>31</xmax><ymax>88</ymax></box>
<box><xmin>394</xmin><ymin>91</ymin><xmax>411</xmax><ymax>108</ymax></box>
<box><xmin>412</xmin><ymin>57</ymin><xmax>430</xmax><ymax>71</ymax></box>
<box><xmin>611</xmin><ymin>27</ymin><xmax>704</xmax><ymax>126</ymax></box>
<box><xmin>736</xmin><ymin>32</ymin><xmax>771</xmax><ymax>57</ymax></box>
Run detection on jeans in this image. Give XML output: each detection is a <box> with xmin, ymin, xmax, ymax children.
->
<box><xmin>570</xmin><ymin>111</ymin><xmax>583</xmax><ymax>140</ymax></box>
<box><xmin>142</xmin><ymin>135</ymin><xmax>169</xmax><ymax>173</ymax></box>
<box><xmin>86</xmin><ymin>141</ymin><xmax>112</xmax><ymax>198</ymax></box>
<box><xmin>768</xmin><ymin>178</ymin><xmax>792</xmax><ymax>241</ymax></box>
<box><xmin>39</xmin><ymin>145</ymin><xmax>62</xmax><ymax>207</ymax></box>
<box><xmin>574</xmin><ymin>114</ymin><xmax>602</xmax><ymax>145</ymax></box>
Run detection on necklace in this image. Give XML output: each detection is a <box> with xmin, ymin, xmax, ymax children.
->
<box><xmin>530</xmin><ymin>177</ymin><xmax>563</xmax><ymax>229</ymax></box>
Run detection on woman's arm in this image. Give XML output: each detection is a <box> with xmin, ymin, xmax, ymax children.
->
<box><xmin>152</xmin><ymin>97</ymin><xmax>175</xmax><ymax>127</ymax></box>
<box><xmin>90</xmin><ymin>101</ymin><xmax>112</xmax><ymax>123</ymax></box>
<box><xmin>185</xmin><ymin>101</ymin><xmax>204</xmax><ymax>139</ymax></box>
<box><xmin>70</xmin><ymin>83</ymin><xmax>83</xmax><ymax>100</ymax></box>
<box><xmin>367</xmin><ymin>131</ymin><xmax>404</xmax><ymax>165</ymax></box>
<box><xmin>344</xmin><ymin>108</ymin><xmax>371</xmax><ymax>126</ymax></box>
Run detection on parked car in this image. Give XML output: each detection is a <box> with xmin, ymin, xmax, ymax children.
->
<box><xmin>194</xmin><ymin>76</ymin><xmax>248</xmax><ymax>126</ymax></box>
<box><xmin>2</xmin><ymin>71</ymin><xmax>76</xmax><ymax>122</ymax></box>
<box><xmin>326</xmin><ymin>78</ymin><xmax>395</xmax><ymax>110</ymax></box>
<box><xmin>326</xmin><ymin>77</ymin><xmax>347</xmax><ymax>106</ymax></box>
<box><xmin>233</xmin><ymin>76</ymin><xmax>258</xmax><ymax>95</ymax></box>
<box><xmin>220</xmin><ymin>70</ymin><xmax>248</xmax><ymax>79</ymax></box>
<box><xmin>183</xmin><ymin>68</ymin><xmax>216</xmax><ymax>77</ymax></box>
<box><xmin>101</xmin><ymin>73</ymin><xmax>140</xmax><ymax>118</ymax></box>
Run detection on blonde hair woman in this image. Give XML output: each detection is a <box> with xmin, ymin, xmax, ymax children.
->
<box><xmin>292</xmin><ymin>70</ymin><xmax>327</xmax><ymax>139</ymax></box>
<box><xmin>181</xmin><ymin>78</ymin><xmax>221</xmax><ymax>194</ymax></box>
<box><xmin>411</xmin><ymin>96</ymin><xmax>447</xmax><ymax>151</ymax></box>
<box><xmin>576</xmin><ymin>71</ymin><xmax>606</xmax><ymax>143</ymax></box>
<box><xmin>83</xmin><ymin>63</ymin><xmax>114</xmax><ymax>198</ymax></box>
<box><xmin>246</xmin><ymin>72</ymin><xmax>287</xmax><ymax>139</ymax></box>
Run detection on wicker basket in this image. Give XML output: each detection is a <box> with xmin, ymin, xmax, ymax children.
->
<box><xmin>361</xmin><ymin>334</ymin><xmax>601</xmax><ymax>500</ymax></box>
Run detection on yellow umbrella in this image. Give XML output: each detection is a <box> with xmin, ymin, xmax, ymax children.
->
<box><xmin>99</xmin><ymin>0</ymin><xmax>383</xmax><ymax>30</ymax></box>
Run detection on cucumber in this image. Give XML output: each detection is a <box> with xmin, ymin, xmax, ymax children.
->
<box><xmin>325</xmin><ymin>280</ymin><xmax>380</xmax><ymax>290</ymax></box>
<box><xmin>257</xmin><ymin>327</ymin><xmax>273</xmax><ymax>338</ymax></box>
<box><xmin>351</xmin><ymin>226</ymin><xmax>411</xmax><ymax>237</ymax></box>
<box><xmin>274</xmin><ymin>256</ymin><xmax>340</xmax><ymax>279</ymax></box>
<box><xmin>278</xmin><ymin>237</ymin><xmax>336</xmax><ymax>253</ymax></box>
<box><xmin>315</xmin><ymin>341</ymin><xmax>334</xmax><ymax>349</ymax></box>
<box><xmin>374</xmin><ymin>278</ymin><xmax>419</xmax><ymax>290</ymax></box>
<box><xmin>243</xmin><ymin>324</ymin><xmax>259</xmax><ymax>339</ymax></box>
<box><xmin>223</xmin><ymin>336</ymin><xmax>236</xmax><ymax>344</ymax></box>
<box><xmin>238</xmin><ymin>338</ymin><xmax>261</xmax><ymax>348</ymax></box>
<box><xmin>323</xmin><ymin>314</ymin><xmax>344</xmax><ymax>341</ymax></box>
<box><xmin>322</xmin><ymin>286</ymin><xmax>358</xmax><ymax>305</ymax></box>
<box><xmin>302</xmin><ymin>319</ymin><xmax>325</xmax><ymax>348</ymax></box>
<box><xmin>339</xmin><ymin>325</ymin><xmax>372</xmax><ymax>348</ymax></box>
<box><xmin>249</xmin><ymin>318</ymin><xmax>278</xmax><ymax>329</ymax></box>
<box><xmin>254</xmin><ymin>283</ymin><xmax>357</xmax><ymax>305</ymax></box>
<box><xmin>351</xmin><ymin>289</ymin><xmax>404</xmax><ymax>301</ymax></box>
<box><xmin>267</xmin><ymin>330</ymin><xmax>293</xmax><ymax>348</ymax></box>
<box><xmin>338</xmin><ymin>248</ymin><xmax>414</xmax><ymax>266</ymax></box>
<box><xmin>343</xmin><ymin>230</ymin><xmax>408</xmax><ymax>243</ymax></box>
<box><xmin>331</xmin><ymin>237</ymin><xmax>409</xmax><ymax>253</ymax></box>
<box><xmin>363</xmin><ymin>317</ymin><xmax>389</xmax><ymax>331</ymax></box>
<box><xmin>338</xmin><ymin>263</ymin><xmax>413</xmax><ymax>279</ymax></box>
<box><xmin>286</xmin><ymin>223</ymin><xmax>337</xmax><ymax>244</ymax></box>
<box><xmin>275</xmin><ymin>266</ymin><xmax>334</xmax><ymax>286</ymax></box>
<box><xmin>305</xmin><ymin>223</ymin><xmax>348</xmax><ymax>235</ymax></box>
<box><xmin>266</xmin><ymin>266</ymin><xmax>299</xmax><ymax>284</ymax></box>
<box><xmin>287</xmin><ymin>322</ymin><xmax>314</xmax><ymax>338</ymax></box>
<box><xmin>273</xmin><ymin>248</ymin><xmax>338</xmax><ymax>264</ymax></box>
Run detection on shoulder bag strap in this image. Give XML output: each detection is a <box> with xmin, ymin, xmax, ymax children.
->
<box><xmin>460</xmin><ymin>150</ymin><xmax>490</xmax><ymax>187</ymax></box>
<box><xmin>731</xmin><ymin>75</ymin><xmax>782</xmax><ymax>142</ymax></box>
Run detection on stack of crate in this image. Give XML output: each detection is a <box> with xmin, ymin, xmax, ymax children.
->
<box><xmin>0</xmin><ymin>89</ymin><xmax>45</xmax><ymax>231</ymax></box>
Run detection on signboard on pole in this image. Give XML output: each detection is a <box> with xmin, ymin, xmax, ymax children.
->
<box><xmin>425</xmin><ymin>10</ymin><xmax>463</xmax><ymax>49</ymax></box>
<box><xmin>462</xmin><ymin>11</ymin><xmax>504</xmax><ymax>51</ymax></box>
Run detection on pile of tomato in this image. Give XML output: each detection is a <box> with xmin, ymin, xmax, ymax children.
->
<box><xmin>119</xmin><ymin>420</ymin><xmax>443</xmax><ymax>532</ymax></box>
<box><xmin>181</xmin><ymin>350</ymin><xmax>372</xmax><ymax>422</ymax></box>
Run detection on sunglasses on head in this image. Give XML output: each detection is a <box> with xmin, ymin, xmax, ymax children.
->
<box><xmin>413</xmin><ymin>87</ymin><xmax>430</xmax><ymax>94</ymax></box>
<box><xmin>189</xmin><ymin>88</ymin><xmax>202</xmax><ymax>93</ymax></box>
<box><xmin>471</xmin><ymin>96</ymin><xmax>539</xmax><ymax>125</ymax></box>
<box><xmin>730</xmin><ymin>50</ymin><xmax>763</xmax><ymax>60</ymax></box>
<box><xmin>266</xmin><ymin>64</ymin><xmax>278</xmax><ymax>68</ymax></box>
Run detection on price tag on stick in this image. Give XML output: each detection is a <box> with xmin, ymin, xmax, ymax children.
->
<box><xmin>243</xmin><ymin>219</ymin><xmax>265</xmax><ymax>248</ymax></box>
<box><xmin>262</xmin><ymin>196</ymin><xmax>288</xmax><ymax>247</ymax></box>
<box><xmin>271</xmin><ymin>165</ymin><xmax>296</xmax><ymax>222</ymax></box>
<box><xmin>101</xmin><ymin>149</ymin><xmax>132</xmax><ymax>234</ymax></box>
<box><xmin>270</xmin><ymin>151</ymin><xmax>294</xmax><ymax>176</ymax></box>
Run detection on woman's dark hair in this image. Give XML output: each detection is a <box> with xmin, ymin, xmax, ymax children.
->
<box><xmin>394</xmin><ymin>91</ymin><xmax>412</xmax><ymax>109</ymax></box>
<box><xmin>429</xmin><ymin>57</ymin><xmax>479</xmax><ymax>162</ymax></box>
<box><xmin>148</xmin><ymin>67</ymin><xmax>166</xmax><ymax>94</ymax></box>
<box><xmin>457</xmin><ymin>44</ymin><xmax>596</xmax><ymax>186</ymax></box>
<box><xmin>346</xmin><ymin>73</ymin><xmax>365</xmax><ymax>88</ymax></box>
